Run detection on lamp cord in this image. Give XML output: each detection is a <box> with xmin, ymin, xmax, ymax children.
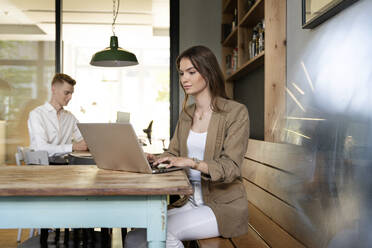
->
<box><xmin>112</xmin><ymin>0</ymin><xmax>120</xmax><ymax>36</ymax></box>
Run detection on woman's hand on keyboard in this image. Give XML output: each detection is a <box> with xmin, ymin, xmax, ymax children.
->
<box><xmin>154</xmin><ymin>156</ymin><xmax>195</xmax><ymax>169</ymax></box>
<box><xmin>145</xmin><ymin>153</ymin><xmax>156</xmax><ymax>163</ymax></box>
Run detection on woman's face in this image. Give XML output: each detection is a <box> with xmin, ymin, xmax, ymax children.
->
<box><xmin>179</xmin><ymin>58</ymin><xmax>208</xmax><ymax>96</ymax></box>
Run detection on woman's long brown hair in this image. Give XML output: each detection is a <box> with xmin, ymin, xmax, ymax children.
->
<box><xmin>176</xmin><ymin>46</ymin><xmax>228</xmax><ymax>118</ymax></box>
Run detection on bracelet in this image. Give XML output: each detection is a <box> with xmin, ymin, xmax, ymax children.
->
<box><xmin>192</xmin><ymin>157</ymin><xmax>201</xmax><ymax>169</ymax></box>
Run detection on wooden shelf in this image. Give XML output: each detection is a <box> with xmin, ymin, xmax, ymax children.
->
<box><xmin>223</xmin><ymin>0</ymin><xmax>236</xmax><ymax>14</ymax></box>
<box><xmin>222</xmin><ymin>27</ymin><xmax>238</xmax><ymax>47</ymax></box>
<box><xmin>239</xmin><ymin>0</ymin><xmax>264</xmax><ymax>27</ymax></box>
<box><xmin>221</xmin><ymin>0</ymin><xmax>287</xmax><ymax>141</ymax></box>
<box><xmin>226</xmin><ymin>52</ymin><xmax>264</xmax><ymax>81</ymax></box>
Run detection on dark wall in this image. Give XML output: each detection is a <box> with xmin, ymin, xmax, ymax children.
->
<box><xmin>234</xmin><ymin>66</ymin><xmax>264</xmax><ymax>140</ymax></box>
<box><xmin>179</xmin><ymin>0</ymin><xmax>221</xmax><ymax>112</ymax></box>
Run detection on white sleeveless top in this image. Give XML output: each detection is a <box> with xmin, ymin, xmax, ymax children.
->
<box><xmin>187</xmin><ymin>129</ymin><xmax>207</xmax><ymax>206</ymax></box>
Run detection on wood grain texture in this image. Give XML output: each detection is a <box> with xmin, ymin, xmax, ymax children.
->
<box><xmin>230</xmin><ymin>225</ymin><xmax>269</xmax><ymax>248</ymax></box>
<box><xmin>245</xmin><ymin>139</ymin><xmax>315</xmax><ymax>178</ymax></box>
<box><xmin>239</xmin><ymin>0</ymin><xmax>265</xmax><ymax>27</ymax></box>
<box><xmin>242</xmin><ymin>159</ymin><xmax>303</xmax><ymax>207</ymax></box>
<box><xmin>243</xmin><ymin>179</ymin><xmax>321</xmax><ymax>248</ymax></box>
<box><xmin>264</xmin><ymin>0</ymin><xmax>286</xmax><ymax>142</ymax></box>
<box><xmin>0</xmin><ymin>166</ymin><xmax>193</xmax><ymax>196</ymax></box>
<box><xmin>197</xmin><ymin>237</ymin><xmax>234</xmax><ymax>248</ymax></box>
<box><xmin>248</xmin><ymin>202</ymin><xmax>306</xmax><ymax>248</ymax></box>
<box><xmin>226</xmin><ymin>52</ymin><xmax>264</xmax><ymax>81</ymax></box>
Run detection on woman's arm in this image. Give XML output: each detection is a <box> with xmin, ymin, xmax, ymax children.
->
<box><xmin>202</xmin><ymin>104</ymin><xmax>250</xmax><ymax>183</ymax></box>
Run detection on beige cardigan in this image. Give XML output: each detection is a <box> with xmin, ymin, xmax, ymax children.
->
<box><xmin>163</xmin><ymin>97</ymin><xmax>250</xmax><ymax>238</ymax></box>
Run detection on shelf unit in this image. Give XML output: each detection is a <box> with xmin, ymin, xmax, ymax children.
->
<box><xmin>222</xmin><ymin>27</ymin><xmax>238</xmax><ymax>47</ymax></box>
<box><xmin>222</xmin><ymin>0</ymin><xmax>265</xmax><ymax>96</ymax></box>
<box><xmin>221</xmin><ymin>0</ymin><xmax>287</xmax><ymax>142</ymax></box>
<box><xmin>223</xmin><ymin>0</ymin><xmax>236</xmax><ymax>14</ymax></box>
<box><xmin>226</xmin><ymin>51</ymin><xmax>264</xmax><ymax>81</ymax></box>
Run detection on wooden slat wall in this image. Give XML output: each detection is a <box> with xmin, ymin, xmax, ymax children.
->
<box><xmin>243</xmin><ymin>139</ymin><xmax>325</xmax><ymax>248</ymax></box>
<box><xmin>242</xmin><ymin>159</ymin><xmax>300</xmax><ymax>206</ymax></box>
<box><xmin>245</xmin><ymin>139</ymin><xmax>315</xmax><ymax>178</ymax></box>
<box><xmin>244</xmin><ymin>180</ymin><xmax>320</xmax><ymax>247</ymax></box>
<box><xmin>248</xmin><ymin>202</ymin><xmax>305</xmax><ymax>248</ymax></box>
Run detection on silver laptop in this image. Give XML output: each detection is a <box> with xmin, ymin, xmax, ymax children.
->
<box><xmin>77</xmin><ymin>123</ymin><xmax>182</xmax><ymax>174</ymax></box>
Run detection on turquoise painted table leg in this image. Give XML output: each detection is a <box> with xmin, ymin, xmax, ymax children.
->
<box><xmin>148</xmin><ymin>241</ymin><xmax>165</xmax><ymax>248</ymax></box>
<box><xmin>147</xmin><ymin>195</ymin><xmax>167</xmax><ymax>248</ymax></box>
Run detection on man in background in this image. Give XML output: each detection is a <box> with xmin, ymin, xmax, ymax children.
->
<box><xmin>27</xmin><ymin>73</ymin><xmax>88</xmax><ymax>246</ymax></box>
<box><xmin>28</xmin><ymin>73</ymin><xmax>88</xmax><ymax>160</ymax></box>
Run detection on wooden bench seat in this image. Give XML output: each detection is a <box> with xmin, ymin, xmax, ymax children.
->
<box><xmin>197</xmin><ymin>225</ymin><xmax>268</xmax><ymax>248</ymax></box>
<box><xmin>230</xmin><ymin>226</ymin><xmax>269</xmax><ymax>248</ymax></box>
<box><xmin>198</xmin><ymin>139</ymin><xmax>311</xmax><ymax>248</ymax></box>
<box><xmin>197</xmin><ymin>237</ymin><xmax>234</xmax><ymax>248</ymax></box>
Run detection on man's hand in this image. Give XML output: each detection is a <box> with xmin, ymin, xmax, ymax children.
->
<box><xmin>72</xmin><ymin>140</ymin><xmax>88</xmax><ymax>151</ymax></box>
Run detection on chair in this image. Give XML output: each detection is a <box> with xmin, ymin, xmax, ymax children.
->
<box><xmin>21</xmin><ymin>148</ymin><xmax>58</xmax><ymax>246</ymax></box>
<box><xmin>14</xmin><ymin>146</ymin><xmax>41</xmax><ymax>242</ymax></box>
<box><xmin>23</xmin><ymin>149</ymin><xmax>49</xmax><ymax>165</ymax></box>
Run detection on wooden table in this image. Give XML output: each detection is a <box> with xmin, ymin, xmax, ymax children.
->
<box><xmin>0</xmin><ymin>165</ymin><xmax>192</xmax><ymax>248</ymax></box>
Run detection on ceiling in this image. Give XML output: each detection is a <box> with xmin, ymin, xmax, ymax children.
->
<box><xmin>0</xmin><ymin>0</ymin><xmax>169</xmax><ymax>42</ymax></box>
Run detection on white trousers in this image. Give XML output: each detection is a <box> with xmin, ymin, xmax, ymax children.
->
<box><xmin>125</xmin><ymin>201</ymin><xmax>220</xmax><ymax>248</ymax></box>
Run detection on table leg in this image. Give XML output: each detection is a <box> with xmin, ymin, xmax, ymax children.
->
<box><xmin>55</xmin><ymin>228</ymin><xmax>60</xmax><ymax>244</ymax></box>
<box><xmin>40</xmin><ymin>228</ymin><xmax>48</xmax><ymax>247</ymax></box>
<box><xmin>101</xmin><ymin>228</ymin><xmax>110</xmax><ymax>248</ymax></box>
<box><xmin>146</xmin><ymin>195</ymin><xmax>167</xmax><ymax>248</ymax></box>
<box><xmin>121</xmin><ymin>228</ymin><xmax>127</xmax><ymax>248</ymax></box>
<box><xmin>148</xmin><ymin>241</ymin><xmax>166</xmax><ymax>248</ymax></box>
<box><xmin>64</xmin><ymin>228</ymin><xmax>70</xmax><ymax>244</ymax></box>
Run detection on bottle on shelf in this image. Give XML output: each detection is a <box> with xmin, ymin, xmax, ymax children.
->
<box><xmin>258</xmin><ymin>20</ymin><xmax>265</xmax><ymax>54</ymax></box>
<box><xmin>255</xmin><ymin>28</ymin><xmax>260</xmax><ymax>56</ymax></box>
<box><xmin>261</xmin><ymin>19</ymin><xmax>265</xmax><ymax>53</ymax></box>
<box><xmin>250</xmin><ymin>29</ymin><xmax>257</xmax><ymax>59</ymax></box>
<box><xmin>232</xmin><ymin>8</ymin><xmax>238</xmax><ymax>30</ymax></box>
<box><xmin>248</xmin><ymin>20</ymin><xmax>265</xmax><ymax>60</ymax></box>
<box><xmin>232</xmin><ymin>47</ymin><xmax>238</xmax><ymax>72</ymax></box>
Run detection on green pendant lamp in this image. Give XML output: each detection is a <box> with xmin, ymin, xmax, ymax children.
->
<box><xmin>90</xmin><ymin>0</ymin><xmax>138</xmax><ymax>67</ymax></box>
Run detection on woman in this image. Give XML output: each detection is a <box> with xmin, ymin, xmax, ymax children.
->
<box><xmin>126</xmin><ymin>45</ymin><xmax>250</xmax><ymax>248</ymax></box>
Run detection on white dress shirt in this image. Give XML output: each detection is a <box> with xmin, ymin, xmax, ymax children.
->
<box><xmin>28</xmin><ymin>102</ymin><xmax>83</xmax><ymax>157</ymax></box>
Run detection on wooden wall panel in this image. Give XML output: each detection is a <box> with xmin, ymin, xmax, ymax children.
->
<box><xmin>264</xmin><ymin>0</ymin><xmax>287</xmax><ymax>142</ymax></box>
<box><xmin>243</xmin><ymin>179</ymin><xmax>322</xmax><ymax>248</ymax></box>
<box><xmin>242</xmin><ymin>159</ymin><xmax>302</xmax><ymax>206</ymax></box>
<box><xmin>246</xmin><ymin>139</ymin><xmax>315</xmax><ymax>178</ymax></box>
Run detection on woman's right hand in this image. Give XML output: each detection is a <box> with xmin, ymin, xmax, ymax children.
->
<box><xmin>145</xmin><ymin>153</ymin><xmax>156</xmax><ymax>163</ymax></box>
